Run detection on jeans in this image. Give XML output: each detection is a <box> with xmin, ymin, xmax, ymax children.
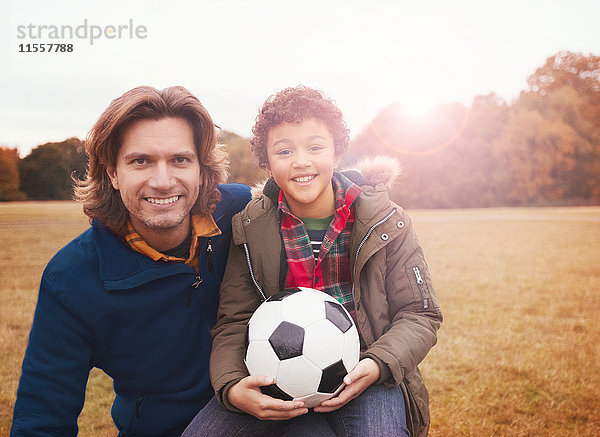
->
<box><xmin>181</xmin><ymin>383</ymin><xmax>409</xmax><ymax>437</ymax></box>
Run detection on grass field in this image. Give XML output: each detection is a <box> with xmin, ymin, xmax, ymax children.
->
<box><xmin>1</xmin><ymin>202</ymin><xmax>599</xmax><ymax>436</ymax></box>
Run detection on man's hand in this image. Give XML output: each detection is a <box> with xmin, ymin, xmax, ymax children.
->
<box><xmin>313</xmin><ymin>358</ymin><xmax>380</xmax><ymax>413</ymax></box>
<box><xmin>228</xmin><ymin>375</ymin><xmax>308</xmax><ymax>420</ymax></box>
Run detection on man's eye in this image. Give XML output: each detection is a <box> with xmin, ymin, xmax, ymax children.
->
<box><xmin>134</xmin><ymin>158</ymin><xmax>146</xmax><ymax>165</ymax></box>
<box><xmin>175</xmin><ymin>157</ymin><xmax>189</xmax><ymax>164</ymax></box>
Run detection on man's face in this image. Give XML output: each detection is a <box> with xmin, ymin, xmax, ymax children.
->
<box><xmin>266</xmin><ymin>118</ymin><xmax>337</xmax><ymax>218</ymax></box>
<box><xmin>107</xmin><ymin>117</ymin><xmax>200</xmax><ymax>249</ymax></box>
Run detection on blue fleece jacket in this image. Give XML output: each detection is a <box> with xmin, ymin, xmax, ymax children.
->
<box><xmin>11</xmin><ymin>183</ymin><xmax>251</xmax><ymax>437</ymax></box>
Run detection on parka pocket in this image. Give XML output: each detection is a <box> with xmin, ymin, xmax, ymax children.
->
<box><xmin>130</xmin><ymin>396</ymin><xmax>145</xmax><ymax>433</ymax></box>
<box><xmin>134</xmin><ymin>396</ymin><xmax>145</xmax><ymax>419</ymax></box>
<box><xmin>406</xmin><ymin>262</ymin><xmax>440</xmax><ymax>311</ymax></box>
<box><xmin>113</xmin><ymin>393</ymin><xmax>146</xmax><ymax>434</ymax></box>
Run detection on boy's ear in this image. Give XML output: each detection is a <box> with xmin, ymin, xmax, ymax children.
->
<box><xmin>334</xmin><ymin>153</ymin><xmax>342</xmax><ymax>169</ymax></box>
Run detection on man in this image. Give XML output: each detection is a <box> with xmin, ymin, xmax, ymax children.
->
<box><xmin>10</xmin><ymin>86</ymin><xmax>251</xmax><ymax>436</ymax></box>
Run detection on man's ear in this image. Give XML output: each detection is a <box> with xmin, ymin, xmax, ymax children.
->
<box><xmin>106</xmin><ymin>167</ymin><xmax>119</xmax><ymax>190</ymax></box>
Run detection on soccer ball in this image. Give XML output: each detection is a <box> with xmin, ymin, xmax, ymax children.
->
<box><xmin>245</xmin><ymin>287</ymin><xmax>360</xmax><ymax>408</ymax></box>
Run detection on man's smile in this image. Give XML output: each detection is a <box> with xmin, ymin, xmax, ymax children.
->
<box><xmin>145</xmin><ymin>195</ymin><xmax>181</xmax><ymax>205</ymax></box>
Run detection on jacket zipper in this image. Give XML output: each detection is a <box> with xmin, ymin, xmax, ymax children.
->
<box><xmin>187</xmin><ymin>275</ymin><xmax>203</xmax><ymax>306</ymax></box>
<box><xmin>412</xmin><ymin>266</ymin><xmax>429</xmax><ymax>309</ymax></box>
<box><xmin>207</xmin><ymin>239</ymin><xmax>214</xmax><ymax>272</ymax></box>
<box><xmin>243</xmin><ymin>243</ymin><xmax>267</xmax><ymax>302</ymax></box>
<box><xmin>187</xmin><ymin>239</ymin><xmax>212</xmax><ymax>306</ymax></box>
<box><xmin>352</xmin><ymin>208</ymin><xmax>397</xmax><ymax>287</ymax></box>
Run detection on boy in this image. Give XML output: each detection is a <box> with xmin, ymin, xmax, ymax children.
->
<box><xmin>183</xmin><ymin>86</ymin><xmax>442</xmax><ymax>436</ymax></box>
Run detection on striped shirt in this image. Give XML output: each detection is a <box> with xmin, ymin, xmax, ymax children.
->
<box><xmin>300</xmin><ymin>215</ymin><xmax>333</xmax><ymax>259</ymax></box>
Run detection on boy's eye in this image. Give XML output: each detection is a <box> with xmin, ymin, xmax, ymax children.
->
<box><xmin>276</xmin><ymin>149</ymin><xmax>292</xmax><ymax>156</ymax></box>
<box><xmin>309</xmin><ymin>144</ymin><xmax>324</xmax><ymax>152</ymax></box>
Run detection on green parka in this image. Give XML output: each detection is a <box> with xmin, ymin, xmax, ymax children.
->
<box><xmin>210</xmin><ymin>158</ymin><xmax>443</xmax><ymax>436</ymax></box>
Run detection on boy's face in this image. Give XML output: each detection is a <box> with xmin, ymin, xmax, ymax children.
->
<box><xmin>266</xmin><ymin>118</ymin><xmax>337</xmax><ymax>218</ymax></box>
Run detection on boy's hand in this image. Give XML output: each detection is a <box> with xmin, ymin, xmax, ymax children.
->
<box><xmin>313</xmin><ymin>358</ymin><xmax>380</xmax><ymax>413</ymax></box>
<box><xmin>228</xmin><ymin>375</ymin><xmax>309</xmax><ymax>420</ymax></box>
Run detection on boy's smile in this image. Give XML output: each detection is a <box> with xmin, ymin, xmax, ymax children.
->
<box><xmin>266</xmin><ymin>118</ymin><xmax>337</xmax><ymax>218</ymax></box>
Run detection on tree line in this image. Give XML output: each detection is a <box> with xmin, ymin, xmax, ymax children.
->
<box><xmin>0</xmin><ymin>138</ymin><xmax>87</xmax><ymax>201</ymax></box>
<box><xmin>1</xmin><ymin>51</ymin><xmax>599</xmax><ymax>208</ymax></box>
<box><xmin>347</xmin><ymin>51</ymin><xmax>600</xmax><ymax>208</ymax></box>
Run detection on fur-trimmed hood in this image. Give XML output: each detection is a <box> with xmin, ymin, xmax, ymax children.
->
<box><xmin>251</xmin><ymin>155</ymin><xmax>401</xmax><ymax>199</ymax></box>
<box><xmin>347</xmin><ymin>155</ymin><xmax>401</xmax><ymax>190</ymax></box>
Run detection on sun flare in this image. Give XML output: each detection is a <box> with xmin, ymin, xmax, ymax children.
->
<box><xmin>396</xmin><ymin>90</ymin><xmax>439</xmax><ymax>118</ymax></box>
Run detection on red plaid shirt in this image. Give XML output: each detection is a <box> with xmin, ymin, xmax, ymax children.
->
<box><xmin>279</xmin><ymin>173</ymin><xmax>362</xmax><ymax>312</ymax></box>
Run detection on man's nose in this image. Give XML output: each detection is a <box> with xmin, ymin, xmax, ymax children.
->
<box><xmin>148</xmin><ymin>162</ymin><xmax>176</xmax><ymax>190</ymax></box>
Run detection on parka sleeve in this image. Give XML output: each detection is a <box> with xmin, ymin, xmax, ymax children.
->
<box><xmin>209</xmin><ymin>238</ymin><xmax>263</xmax><ymax>411</ymax></box>
<box><xmin>361</xmin><ymin>211</ymin><xmax>443</xmax><ymax>386</ymax></box>
<box><xmin>11</xmin><ymin>275</ymin><xmax>93</xmax><ymax>436</ymax></box>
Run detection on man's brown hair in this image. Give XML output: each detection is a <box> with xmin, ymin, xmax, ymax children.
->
<box><xmin>250</xmin><ymin>86</ymin><xmax>350</xmax><ymax>169</ymax></box>
<box><xmin>74</xmin><ymin>85</ymin><xmax>228</xmax><ymax>234</ymax></box>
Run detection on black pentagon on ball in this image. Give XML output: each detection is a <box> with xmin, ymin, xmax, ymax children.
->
<box><xmin>325</xmin><ymin>301</ymin><xmax>352</xmax><ymax>333</ymax></box>
<box><xmin>269</xmin><ymin>321</ymin><xmax>305</xmax><ymax>360</ymax></box>
<box><xmin>260</xmin><ymin>384</ymin><xmax>293</xmax><ymax>401</ymax></box>
<box><xmin>268</xmin><ymin>288</ymin><xmax>302</xmax><ymax>302</ymax></box>
<box><xmin>318</xmin><ymin>359</ymin><xmax>347</xmax><ymax>393</ymax></box>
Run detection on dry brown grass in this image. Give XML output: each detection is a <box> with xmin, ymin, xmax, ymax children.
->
<box><xmin>411</xmin><ymin>207</ymin><xmax>600</xmax><ymax>436</ymax></box>
<box><xmin>1</xmin><ymin>202</ymin><xmax>599</xmax><ymax>436</ymax></box>
<box><xmin>0</xmin><ymin>202</ymin><xmax>113</xmax><ymax>435</ymax></box>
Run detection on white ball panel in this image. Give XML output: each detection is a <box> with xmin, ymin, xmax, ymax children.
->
<box><xmin>303</xmin><ymin>319</ymin><xmax>345</xmax><ymax>369</ymax></box>
<box><xmin>297</xmin><ymin>287</ymin><xmax>337</xmax><ymax>303</ymax></box>
<box><xmin>248</xmin><ymin>301</ymin><xmax>282</xmax><ymax>341</ymax></box>
<box><xmin>245</xmin><ymin>340</ymin><xmax>280</xmax><ymax>379</ymax></box>
<box><xmin>341</xmin><ymin>328</ymin><xmax>360</xmax><ymax>372</ymax></box>
<box><xmin>281</xmin><ymin>289</ymin><xmax>327</xmax><ymax>327</ymax></box>
<box><xmin>276</xmin><ymin>356</ymin><xmax>321</xmax><ymax>398</ymax></box>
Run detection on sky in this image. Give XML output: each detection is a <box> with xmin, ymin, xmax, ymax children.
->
<box><xmin>1</xmin><ymin>0</ymin><xmax>599</xmax><ymax>156</ymax></box>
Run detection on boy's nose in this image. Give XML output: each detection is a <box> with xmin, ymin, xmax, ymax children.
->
<box><xmin>292</xmin><ymin>151</ymin><xmax>311</xmax><ymax>168</ymax></box>
<box><xmin>148</xmin><ymin>162</ymin><xmax>176</xmax><ymax>190</ymax></box>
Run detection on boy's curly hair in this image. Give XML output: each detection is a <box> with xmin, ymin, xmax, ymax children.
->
<box><xmin>250</xmin><ymin>86</ymin><xmax>350</xmax><ymax>169</ymax></box>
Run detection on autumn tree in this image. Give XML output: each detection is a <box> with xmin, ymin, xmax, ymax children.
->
<box><xmin>527</xmin><ymin>50</ymin><xmax>600</xmax><ymax>128</ymax></box>
<box><xmin>492</xmin><ymin>106</ymin><xmax>579</xmax><ymax>205</ymax></box>
<box><xmin>518</xmin><ymin>51</ymin><xmax>600</xmax><ymax>202</ymax></box>
<box><xmin>349</xmin><ymin>100</ymin><xmax>505</xmax><ymax>208</ymax></box>
<box><xmin>446</xmin><ymin>94</ymin><xmax>510</xmax><ymax>207</ymax></box>
<box><xmin>19</xmin><ymin>138</ymin><xmax>87</xmax><ymax>200</ymax></box>
<box><xmin>0</xmin><ymin>147</ymin><xmax>26</xmax><ymax>201</ymax></box>
<box><xmin>219</xmin><ymin>130</ymin><xmax>266</xmax><ymax>186</ymax></box>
